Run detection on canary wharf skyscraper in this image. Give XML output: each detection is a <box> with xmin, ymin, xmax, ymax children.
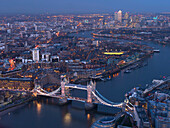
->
<box><xmin>115</xmin><ymin>10</ymin><xmax>122</xmax><ymax>22</ymax></box>
<box><xmin>117</xmin><ymin>10</ymin><xmax>122</xmax><ymax>22</ymax></box>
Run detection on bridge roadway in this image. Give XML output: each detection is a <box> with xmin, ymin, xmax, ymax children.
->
<box><xmin>37</xmin><ymin>94</ymin><xmax>87</xmax><ymax>103</ymax></box>
<box><xmin>65</xmin><ymin>84</ymin><xmax>87</xmax><ymax>90</ymax></box>
<box><xmin>67</xmin><ymin>96</ymin><xmax>87</xmax><ymax>102</ymax></box>
<box><xmin>35</xmin><ymin>88</ymin><xmax>87</xmax><ymax>102</ymax></box>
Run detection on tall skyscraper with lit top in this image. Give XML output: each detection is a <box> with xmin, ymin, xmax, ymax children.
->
<box><xmin>118</xmin><ymin>10</ymin><xmax>122</xmax><ymax>22</ymax></box>
<box><xmin>114</xmin><ymin>10</ymin><xmax>122</xmax><ymax>22</ymax></box>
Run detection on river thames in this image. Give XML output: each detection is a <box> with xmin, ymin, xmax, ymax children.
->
<box><xmin>1</xmin><ymin>31</ymin><xmax>170</xmax><ymax>128</ymax></box>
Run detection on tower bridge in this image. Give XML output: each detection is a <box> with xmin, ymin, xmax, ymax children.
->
<box><xmin>33</xmin><ymin>77</ymin><xmax>133</xmax><ymax>110</ymax></box>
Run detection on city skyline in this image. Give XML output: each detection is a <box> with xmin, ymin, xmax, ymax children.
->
<box><xmin>0</xmin><ymin>1</ymin><xmax>170</xmax><ymax>128</ymax></box>
<box><xmin>0</xmin><ymin>0</ymin><xmax>170</xmax><ymax>14</ymax></box>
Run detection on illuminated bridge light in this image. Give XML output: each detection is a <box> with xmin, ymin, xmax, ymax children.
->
<box><xmin>104</xmin><ymin>52</ymin><xmax>124</xmax><ymax>55</ymax></box>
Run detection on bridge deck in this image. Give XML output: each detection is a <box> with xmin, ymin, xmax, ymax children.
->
<box><xmin>65</xmin><ymin>84</ymin><xmax>87</xmax><ymax>90</ymax></box>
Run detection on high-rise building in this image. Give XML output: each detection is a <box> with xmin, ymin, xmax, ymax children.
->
<box><xmin>4</xmin><ymin>35</ymin><xmax>8</xmax><ymax>53</ymax></box>
<box><xmin>114</xmin><ymin>11</ymin><xmax>118</xmax><ymax>21</ymax></box>
<box><xmin>118</xmin><ymin>10</ymin><xmax>122</xmax><ymax>22</ymax></box>
<box><xmin>34</xmin><ymin>24</ymin><xmax>38</xmax><ymax>31</ymax></box>
<box><xmin>124</xmin><ymin>12</ymin><xmax>129</xmax><ymax>20</ymax></box>
<box><xmin>32</xmin><ymin>48</ymin><xmax>40</xmax><ymax>62</ymax></box>
<box><xmin>115</xmin><ymin>10</ymin><xmax>122</xmax><ymax>22</ymax></box>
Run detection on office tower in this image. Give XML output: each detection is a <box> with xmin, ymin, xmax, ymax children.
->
<box><xmin>4</xmin><ymin>35</ymin><xmax>8</xmax><ymax>53</ymax></box>
<box><xmin>114</xmin><ymin>11</ymin><xmax>118</xmax><ymax>21</ymax></box>
<box><xmin>32</xmin><ymin>48</ymin><xmax>40</xmax><ymax>62</ymax></box>
<box><xmin>124</xmin><ymin>12</ymin><xmax>129</xmax><ymax>20</ymax></box>
<box><xmin>34</xmin><ymin>24</ymin><xmax>38</xmax><ymax>31</ymax></box>
<box><xmin>115</xmin><ymin>10</ymin><xmax>122</xmax><ymax>22</ymax></box>
<box><xmin>118</xmin><ymin>10</ymin><xmax>122</xmax><ymax>22</ymax></box>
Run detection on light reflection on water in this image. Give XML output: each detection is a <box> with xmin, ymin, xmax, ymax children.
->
<box><xmin>36</xmin><ymin>101</ymin><xmax>42</xmax><ymax>116</ymax></box>
<box><xmin>64</xmin><ymin>113</ymin><xmax>72</xmax><ymax>126</ymax></box>
<box><xmin>87</xmin><ymin>113</ymin><xmax>90</xmax><ymax>120</ymax></box>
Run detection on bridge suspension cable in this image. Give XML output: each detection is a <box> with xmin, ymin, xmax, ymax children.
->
<box><xmin>36</xmin><ymin>89</ymin><xmax>50</xmax><ymax>96</ymax></box>
<box><xmin>48</xmin><ymin>87</ymin><xmax>61</xmax><ymax>95</ymax></box>
<box><xmin>95</xmin><ymin>90</ymin><xmax>115</xmax><ymax>104</ymax></box>
<box><xmin>35</xmin><ymin>87</ymin><xmax>61</xmax><ymax>96</ymax></box>
<box><xmin>40</xmin><ymin>88</ymin><xmax>49</xmax><ymax>93</ymax></box>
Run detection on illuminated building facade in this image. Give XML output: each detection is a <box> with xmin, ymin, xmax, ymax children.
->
<box><xmin>0</xmin><ymin>77</ymin><xmax>34</xmax><ymax>90</ymax></box>
<box><xmin>114</xmin><ymin>11</ymin><xmax>118</xmax><ymax>21</ymax></box>
<box><xmin>32</xmin><ymin>48</ymin><xmax>40</xmax><ymax>62</ymax></box>
<box><xmin>115</xmin><ymin>10</ymin><xmax>122</xmax><ymax>22</ymax></box>
<box><xmin>117</xmin><ymin>10</ymin><xmax>122</xmax><ymax>22</ymax></box>
<box><xmin>124</xmin><ymin>12</ymin><xmax>129</xmax><ymax>20</ymax></box>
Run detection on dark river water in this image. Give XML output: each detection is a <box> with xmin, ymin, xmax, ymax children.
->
<box><xmin>1</xmin><ymin>31</ymin><xmax>170</xmax><ymax>128</ymax></box>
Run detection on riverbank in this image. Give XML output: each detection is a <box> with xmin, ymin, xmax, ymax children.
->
<box><xmin>119</xmin><ymin>51</ymin><xmax>153</xmax><ymax>70</ymax></box>
<box><xmin>92</xmin><ymin>32</ymin><xmax>168</xmax><ymax>45</ymax></box>
<box><xmin>0</xmin><ymin>96</ymin><xmax>33</xmax><ymax>116</ymax></box>
<box><xmin>73</xmin><ymin>51</ymin><xmax>152</xmax><ymax>84</ymax></box>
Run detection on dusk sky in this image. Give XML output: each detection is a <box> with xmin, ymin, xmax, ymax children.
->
<box><xmin>0</xmin><ymin>0</ymin><xmax>170</xmax><ymax>14</ymax></box>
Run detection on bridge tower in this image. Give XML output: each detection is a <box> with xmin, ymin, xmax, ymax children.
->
<box><xmin>87</xmin><ymin>83</ymin><xmax>92</xmax><ymax>103</ymax></box>
<box><xmin>91</xmin><ymin>80</ymin><xmax>96</xmax><ymax>91</ymax></box>
<box><xmin>59</xmin><ymin>77</ymin><xmax>68</xmax><ymax>105</ymax></box>
<box><xmin>61</xmin><ymin>77</ymin><xmax>70</xmax><ymax>97</ymax></box>
<box><xmin>85</xmin><ymin>80</ymin><xmax>96</xmax><ymax>110</ymax></box>
<box><xmin>91</xmin><ymin>80</ymin><xmax>96</xmax><ymax>100</ymax></box>
<box><xmin>87</xmin><ymin>80</ymin><xmax>96</xmax><ymax>103</ymax></box>
<box><xmin>61</xmin><ymin>78</ymin><xmax>66</xmax><ymax>97</ymax></box>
